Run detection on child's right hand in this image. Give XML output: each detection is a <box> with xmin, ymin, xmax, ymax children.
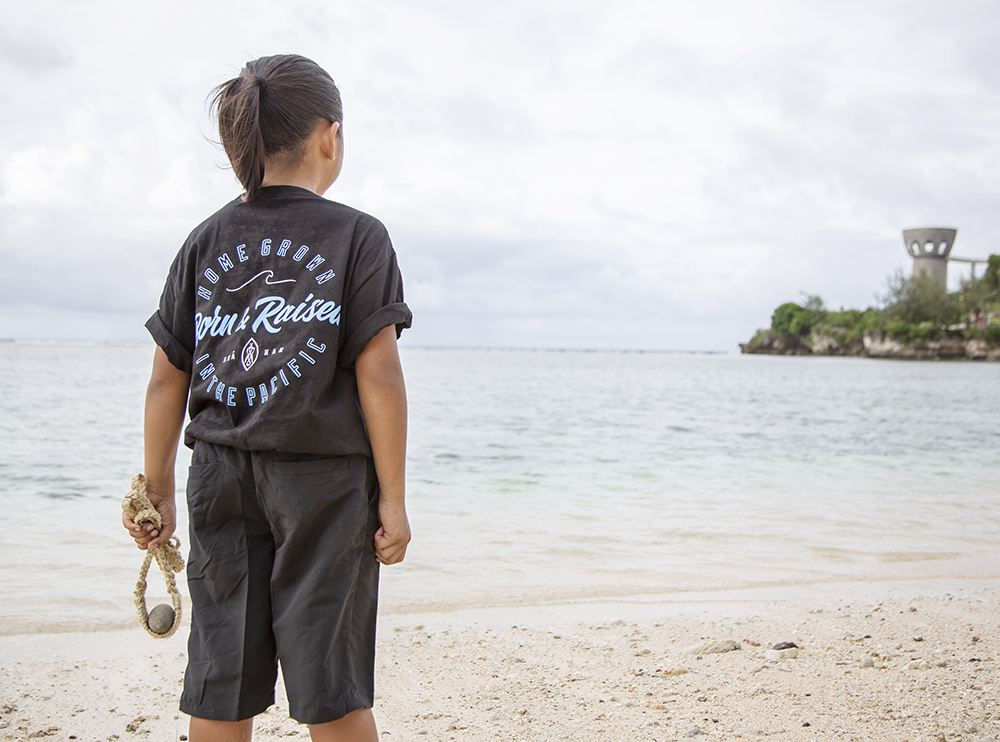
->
<box><xmin>123</xmin><ymin>487</ymin><xmax>177</xmax><ymax>551</ymax></box>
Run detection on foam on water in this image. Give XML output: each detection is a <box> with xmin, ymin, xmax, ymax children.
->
<box><xmin>1</xmin><ymin>342</ymin><xmax>998</xmax><ymax>631</ymax></box>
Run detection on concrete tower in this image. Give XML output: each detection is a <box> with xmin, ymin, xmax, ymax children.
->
<box><xmin>902</xmin><ymin>227</ymin><xmax>957</xmax><ymax>289</ymax></box>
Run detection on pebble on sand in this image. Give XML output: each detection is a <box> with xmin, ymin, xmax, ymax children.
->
<box><xmin>686</xmin><ymin>639</ymin><xmax>741</xmax><ymax>655</ymax></box>
<box><xmin>771</xmin><ymin>641</ymin><xmax>798</xmax><ymax>650</ymax></box>
<box><xmin>765</xmin><ymin>647</ymin><xmax>799</xmax><ymax>660</ymax></box>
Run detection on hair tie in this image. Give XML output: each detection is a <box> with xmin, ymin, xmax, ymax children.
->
<box><xmin>253</xmin><ymin>74</ymin><xmax>268</xmax><ymax>97</ymax></box>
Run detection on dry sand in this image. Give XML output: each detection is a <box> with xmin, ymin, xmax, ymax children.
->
<box><xmin>1</xmin><ymin>579</ymin><xmax>997</xmax><ymax>741</ymax></box>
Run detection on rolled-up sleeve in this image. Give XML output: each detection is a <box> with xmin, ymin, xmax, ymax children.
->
<box><xmin>339</xmin><ymin>230</ymin><xmax>412</xmax><ymax>369</ymax></box>
<box><xmin>145</xmin><ymin>311</ymin><xmax>193</xmax><ymax>374</ymax></box>
<box><xmin>146</xmin><ymin>250</ymin><xmax>196</xmax><ymax>374</ymax></box>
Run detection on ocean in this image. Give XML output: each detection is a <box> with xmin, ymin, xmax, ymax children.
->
<box><xmin>1</xmin><ymin>342</ymin><xmax>998</xmax><ymax>633</ymax></box>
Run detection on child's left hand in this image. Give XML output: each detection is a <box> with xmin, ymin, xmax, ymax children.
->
<box><xmin>374</xmin><ymin>499</ymin><xmax>410</xmax><ymax>565</ymax></box>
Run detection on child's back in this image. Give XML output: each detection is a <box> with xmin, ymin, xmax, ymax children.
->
<box><xmin>124</xmin><ymin>54</ymin><xmax>411</xmax><ymax>742</ymax></box>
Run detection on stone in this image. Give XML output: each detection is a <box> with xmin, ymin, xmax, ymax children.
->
<box><xmin>772</xmin><ymin>642</ymin><xmax>798</xmax><ymax>650</ymax></box>
<box><xmin>126</xmin><ymin>716</ymin><xmax>147</xmax><ymax>732</ymax></box>
<box><xmin>861</xmin><ymin>657</ymin><xmax>875</xmax><ymax>668</ymax></box>
<box><xmin>686</xmin><ymin>640</ymin><xmax>740</xmax><ymax>655</ymax></box>
<box><xmin>765</xmin><ymin>648</ymin><xmax>799</xmax><ymax>661</ymax></box>
<box><xmin>148</xmin><ymin>603</ymin><xmax>175</xmax><ymax>634</ymax></box>
<box><xmin>653</xmin><ymin>666</ymin><xmax>688</xmax><ymax>678</ymax></box>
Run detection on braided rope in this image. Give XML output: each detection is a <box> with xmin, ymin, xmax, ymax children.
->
<box><xmin>122</xmin><ymin>474</ymin><xmax>185</xmax><ymax>638</ymax></box>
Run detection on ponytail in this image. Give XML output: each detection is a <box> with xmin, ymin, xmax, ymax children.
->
<box><xmin>212</xmin><ymin>55</ymin><xmax>343</xmax><ymax>202</ymax></box>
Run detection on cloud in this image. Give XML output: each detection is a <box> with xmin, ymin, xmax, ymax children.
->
<box><xmin>0</xmin><ymin>26</ymin><xmax>74</xmax><ymax>76</ymax></box>
<box><xmin>1</xmin><ymin>0</ymin><xmax>999</xmax><ymax>348</ymax></box>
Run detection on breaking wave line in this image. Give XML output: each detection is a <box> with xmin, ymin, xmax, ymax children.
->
<box><xmin>226</xmin><ymin>270</ymin><xmax>297</xmax><ymax>292</ymax></box>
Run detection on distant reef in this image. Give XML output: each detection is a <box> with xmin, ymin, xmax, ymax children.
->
<box><xmin>741</xmin><ymin>329</ymin><xmax>1000</xmax><ymax>361</ymax></box>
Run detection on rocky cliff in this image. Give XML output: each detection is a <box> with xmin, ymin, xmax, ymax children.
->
<box><xmin>741</xmin><ymin>330</ymin><xmax>1000</xmax><ymax>361</ymax></box>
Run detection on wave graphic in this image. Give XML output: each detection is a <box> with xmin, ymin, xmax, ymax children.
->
<box><xmin>226</xmin><ymin>270</ymin><xmax>297</xmax><ymax>292</ymax></box>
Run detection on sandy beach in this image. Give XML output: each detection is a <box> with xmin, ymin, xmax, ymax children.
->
<box><xmin>2</xmin><ymin>578</ymin><xmax>996</xmax><ymax>741</ymax></box>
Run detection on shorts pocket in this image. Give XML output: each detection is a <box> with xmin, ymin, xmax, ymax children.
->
<box><xmin>185</xmin><ymin>460</ymin><xmax>247</xmax><ymax>593</ymax></box>
<box><xmin>263</xmin><ymin>456</ymin><xmax>370</xmax><ymax>550</ymax></box>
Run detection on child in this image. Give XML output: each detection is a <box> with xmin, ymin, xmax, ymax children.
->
<box><xmin>123</xmin><ymin>54</ymin><xmax>411</xmax><ymax>742</ymax></box>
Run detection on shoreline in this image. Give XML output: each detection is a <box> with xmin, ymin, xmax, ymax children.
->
<box><xmin>740</xmin><ymin>329</ymin><xmax>1000</xmax><ymax>361</ymax></box>
<box><xmin>5</xmin><ymin>547</ymin><xmax>1000</xmax><ymax>635</ymax></box>
<box><xmin>2</xmin><ymin>578</ymin><xmax>997</xmax><ymax>740</ymax></box>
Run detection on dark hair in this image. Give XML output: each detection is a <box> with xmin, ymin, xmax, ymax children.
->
<box><xmin>212</xmin><ymin>54</ymin><xmax>343</xmax><ymax>201</ymax></box>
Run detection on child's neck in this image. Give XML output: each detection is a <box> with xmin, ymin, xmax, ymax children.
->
<box><xmin>260</xmin><ymin>123</ymin><xmax>341</xmax><ymax>197</ymax></box>
<box><xmin>261</xmin><ymin>164</ymin><xmax>327</xmax><ymax>196</ymax></box>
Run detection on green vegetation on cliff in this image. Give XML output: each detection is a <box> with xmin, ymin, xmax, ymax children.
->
<box><xmin>748</xmin><ymin>254</ymin><xmax>1000</xmax><ymax>351</ymax></box>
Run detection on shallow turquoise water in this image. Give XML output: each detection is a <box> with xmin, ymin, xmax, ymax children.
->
<box><xmin>1</xmin><ymin>343</ymin><xmax>998</xmax><ymax>629</ymax></box>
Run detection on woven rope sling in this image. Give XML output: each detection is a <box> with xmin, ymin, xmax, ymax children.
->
<box><xmin>121</xmin><ymin>473</ymin><xmax>185</xmax><ymax>638</ymax></box>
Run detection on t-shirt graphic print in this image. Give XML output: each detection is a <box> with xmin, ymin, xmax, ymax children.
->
<box><xmin>147</xmin><ymin>186</ymin><xmax>411</xmax><ymax>456</ymax></box>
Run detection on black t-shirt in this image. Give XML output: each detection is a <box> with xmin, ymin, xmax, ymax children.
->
<box><xmin>146</xmin><ymin>186</ymin><xmax>412</xmax><ymax>456</ymax></box>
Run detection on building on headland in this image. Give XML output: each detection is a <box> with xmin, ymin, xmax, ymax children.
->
<box><xmin>902</xmin><ymin>227</ymin><xmax>988</xmax><ymax>289</ymax></box>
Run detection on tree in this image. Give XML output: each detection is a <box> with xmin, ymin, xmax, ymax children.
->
<box><xmin>879</xmin><ymin>271</ymin><xmax>961</xmax><ymax>326</ymax></box>
<box><xmin>771</xmin><ymin>302</ymin><xmax>819</xmax><ymax>337</ymax></box>
<box><xmin>985</xmin><ymin>254</ymin><xmax>1000</xmax><ymax>295</ymax></box>
<box><xmin>801</xmin><ymin>294</ymin><xmax>825</xmax><ymax>312</ymax></box>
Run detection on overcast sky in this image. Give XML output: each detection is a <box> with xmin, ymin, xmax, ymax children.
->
<box><xmin>2</xmin><ymin>0</ymin><xmax>998</xmax><ymax>351</ymax></box>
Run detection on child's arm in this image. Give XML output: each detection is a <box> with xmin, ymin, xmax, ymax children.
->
<box><xmin>123</xmin><ymin>346</ymin><xmax>190</xmax><ymax>550</ymax></box>
<box><xmin>356</xmin><ymin>325</ymin><xmax>410</xmax><ymax>565</ymax></box>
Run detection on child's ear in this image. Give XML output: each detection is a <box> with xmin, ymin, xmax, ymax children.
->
<box><xmin>319</xmin><ymin>121</ymin><xmax>341</xmax><ymax>160</ymax></box>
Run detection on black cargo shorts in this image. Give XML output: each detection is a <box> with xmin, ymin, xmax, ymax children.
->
<box><xmin>179</xmin><ymin>439</ymin><xmax>380</xmax><ymax>725</ymax></box>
